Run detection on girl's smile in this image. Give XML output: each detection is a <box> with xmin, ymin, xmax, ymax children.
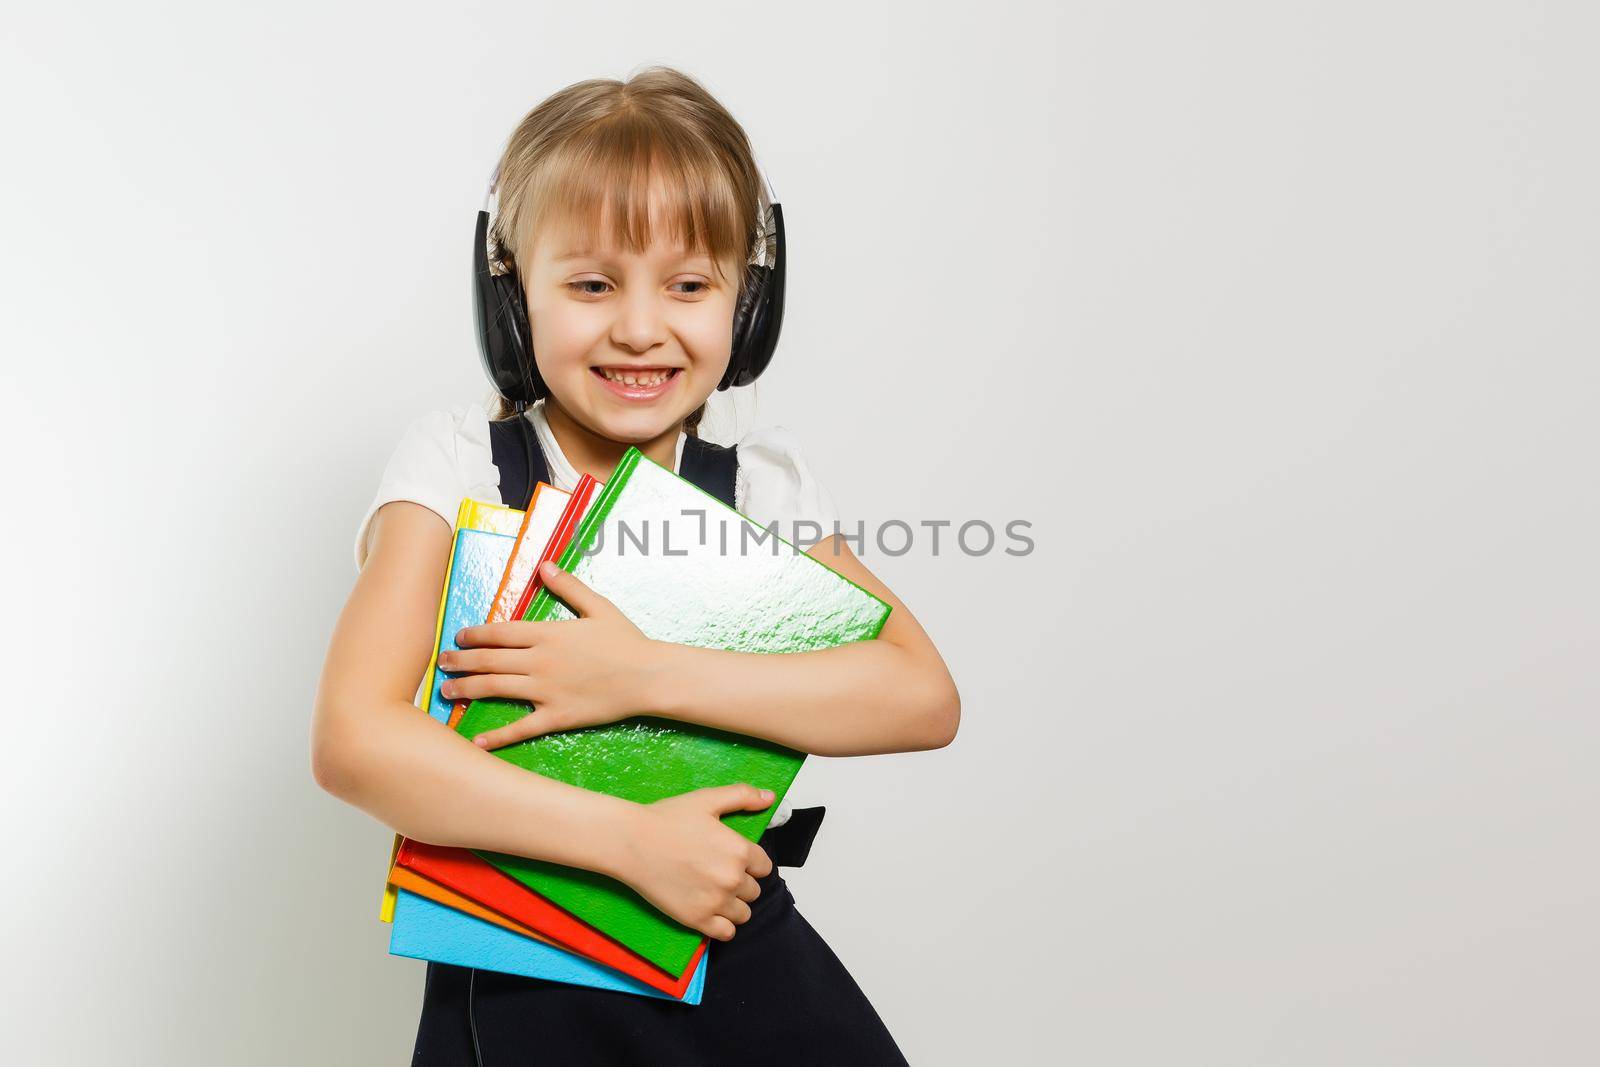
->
<box><xmin>590</xmin><ymin>364</ymin><xmax>684</xmax><ymax>402</ymax></box>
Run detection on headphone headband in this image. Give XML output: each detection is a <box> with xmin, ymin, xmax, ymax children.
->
<box><xmin>473</xmin><ymin>158</ymin><xmax>785</xmax><ymax>410</ymax></box>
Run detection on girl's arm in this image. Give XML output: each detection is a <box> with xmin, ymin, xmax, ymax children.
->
<box><xmin>311</xmin><ymin>500</ymin><xmax>775</xmax><ymax>941</ymax></box>
<box><xmin>448</xmin><ymin>534</ymin><xmax>961</xmax><ymax>758</ymax></box>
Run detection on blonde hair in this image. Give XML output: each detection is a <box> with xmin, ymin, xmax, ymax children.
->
<box><xmin>487</xmin><ymin>66</ymin><xmax>770</xmax><ymax>436</ymax></box>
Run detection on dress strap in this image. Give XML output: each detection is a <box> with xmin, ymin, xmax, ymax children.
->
<box><xmin>758</xmin><ymin>806</ymin><xmax>827</xmax><ymax>868</ymax></box>
<box><xmin>493</xmin><ymin>415</ymin><xmax>734</xmax><ymax>512</ymax></box>
<box><xmin>679</xmin><ymin>435</ymin><xmax>738</xmax><ymax>508</ymax></box>
<box><xmin>487</xmin><ymin>412</ymin><xmax>550</xmax><ymax>510</ymax></box>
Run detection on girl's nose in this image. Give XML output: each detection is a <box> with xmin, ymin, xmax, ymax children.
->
<box><xmin>609</xmin><ymin>286</ymin><xmax>670</xmax><ymax>353</ymax></box>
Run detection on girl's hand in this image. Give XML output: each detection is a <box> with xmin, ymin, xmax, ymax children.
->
<box><xmin>439</xmin><ymin>561</ymin><xmax>667</xmax><ymax>750</ymax></box>
<box><xmin>614</xmin><ymin>784</ymin><xmax>776</xmax><ymax>941</ymax></box>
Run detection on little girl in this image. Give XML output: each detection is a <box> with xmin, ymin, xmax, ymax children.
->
<box><xmin>313</xmin><ymin>66</ymin><xmax>959</xmax><ymax>1065</ymax></box>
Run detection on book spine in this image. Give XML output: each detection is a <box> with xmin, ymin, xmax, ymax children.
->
<box><xmin>513</xmin><ymin>474</ymin><xmax>600</xmax><ymax>622</ymax></box>
<box><xmin>444</xmin><ymin>475</ymin><xmax>600</xmax><ymax>731</ymax></box>
<box><xmin>524</xmin><ymin>448</ymin><xmax>642</xmax><ymax>624</ymax></box>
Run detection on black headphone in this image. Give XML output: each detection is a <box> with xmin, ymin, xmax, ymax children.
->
<box><xmin>472</xmin><ymin>163</ymin><xmax>786</xmax><ymax>411</ymax></box>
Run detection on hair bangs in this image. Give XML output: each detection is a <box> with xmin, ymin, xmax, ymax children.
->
<box><xmin>513</xmin><ymin>123</ymin><xmax>751</xmax><ymax>285</ymax></box>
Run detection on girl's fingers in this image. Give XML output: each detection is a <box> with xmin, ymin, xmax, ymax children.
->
<box><xmin>720</xmin><ymin>897</ymin><xmax>752</xmax><ymax>927</ymax></box>
<box><xmin>469</xmin><ymin>717</ymin><xmax>537</xmax><ymax>751</ymax></box>
<box><xmin>734</xmin><ymin>874</ymin><xmax>762</xmax><ymax>904</ymax></box>
<box><xmin>439</xmin><ymin>647</ymin><xmax>529</xmax><ymax>676</ymax></box>
<box><xmin>746</xmin><ymin>843</ymin><xmax>774</xmax><ymax>880</ymax></box>
<box><xmin>454</xmin><ymin>620</ymin><xmax>561</xmax><ymax>649</ymax></box>
<box><xmin>703</xmin><ymin>915</ymin><xmax>735</xmax><ymax>942</ymax></box>
<box><xmin>470</xmin><ymin>707</ymin><xmax>566</xmax><ymax>749</ymax></box>
<box><xmin>442</xmin><ymin>673</ymin><xmax>537</xmax><ymax>703</ymax></box>
<box><xmin>538</xmin><ymin>561</ymin><xmax>615</xmax><ymax>619</ymax></box>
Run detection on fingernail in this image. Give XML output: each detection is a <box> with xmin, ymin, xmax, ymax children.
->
<box><xmin>474</xmin><ymin>736</ymin><xmax>489</xmax><ymax>748</ymax></box>
<box><xmin>760</xmin><ymin>789</ymin><xmax>774</xmax><ymax>802</ymax></box>
<box><xmin>539</xmin><ymin>560</ymin><xmax>557</xmax><ymax>577</ymax></box>
<box><xmin>440</xmin><ymin>682</ymin><xmax>454</xmax><ymax>697</ymax></box>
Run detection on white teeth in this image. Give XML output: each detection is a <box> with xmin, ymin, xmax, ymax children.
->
<box><xmin>600</xmin><ymin>368</ymin><xmax>672</xmax><ymax>386</ymax></box>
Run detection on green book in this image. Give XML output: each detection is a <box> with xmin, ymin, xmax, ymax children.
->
<box><xmin>456</xmin><ymin>447</ymin><xmax>891</xmax><ymax>976</ymax></box>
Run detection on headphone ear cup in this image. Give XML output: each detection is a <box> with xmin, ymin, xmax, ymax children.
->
<box><xmin>721</xmin><ymin>266</ymin><xmax>765</xmax><ymax>390</ymax></box>
<box><xmin>493</xmin><ymin>270</ymin><xmax>546</xmax><ymax>402</ymax></box>
<box><xmin>473</xmin><ymin>208</ymin><xmax>545</xmax><ymax>406</ymax></box>
<box><xmin>720</xmin><ymin>201</ymin><xmax>786</xmax><ymax>390</ymax></box>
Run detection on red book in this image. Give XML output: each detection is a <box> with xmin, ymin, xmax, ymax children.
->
<box><xmin>396</xmin><ymin>839</ymin><xmax>706</xmax><ymax>998</ymax></box>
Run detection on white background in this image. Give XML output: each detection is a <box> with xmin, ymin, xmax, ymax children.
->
<box><xmin>3</xmin><ymin>2</ymin><xmax>1597</xmax><ymax>1064</ymax></box>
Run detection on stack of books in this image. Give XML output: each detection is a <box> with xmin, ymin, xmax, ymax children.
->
<box><xmin>377</xmin><ymin>447</ymin><xmax>891</xmax><ymax>1004</ymax></box>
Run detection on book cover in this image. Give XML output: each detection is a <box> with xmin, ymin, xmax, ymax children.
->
<box><xmin>423</xmin><ymin>528</ymin><xmax>519</xmax><ymax>723</ymax></box>
<box><xmin>456</xmin><ymin>448</ymin><xmax>892</xmax><ymax>976</ymax></box>
<box><xmin>387</xmin><ymin>865</ymin><xmax>562</xmax><ymax>949</ymax></box>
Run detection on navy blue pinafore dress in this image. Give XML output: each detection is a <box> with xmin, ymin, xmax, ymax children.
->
<box><xmin>409</xmin><ymin>414</ymin><xmax>908</xmax><ymax>1066</ymax></box>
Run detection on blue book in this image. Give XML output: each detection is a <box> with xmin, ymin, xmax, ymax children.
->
<box><xmin>390</xmin><ymin>891</ymin><xmax>706</xmax><ymax>1004</ymax></box>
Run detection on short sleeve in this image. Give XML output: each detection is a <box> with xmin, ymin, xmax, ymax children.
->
<box><xmin>352</xmin><ymin>400</ymin><xmax>501</xmax><ymax>570</ymax></box>
<box><xmin>734</xmin><ymin>426</ymin><xmax>840</xmax><ymax>546</ymax></box>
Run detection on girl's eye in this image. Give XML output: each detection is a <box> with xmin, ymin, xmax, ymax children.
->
<box><xmin>567</xmin><ymin>280</ymin><xmax>709</xmax><ymax>296</ymax></box>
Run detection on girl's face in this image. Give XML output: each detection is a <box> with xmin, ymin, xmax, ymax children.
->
<box><xmin>521</xmin><ymin>186</ymin><xmax>741</xmax><ymax>446</ymax></box>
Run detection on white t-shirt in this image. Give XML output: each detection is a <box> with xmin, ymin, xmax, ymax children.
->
<box><xmin>353</xmin><ymin>397</ymin><xmax>842</xmax><ymax>828</ymax></box>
